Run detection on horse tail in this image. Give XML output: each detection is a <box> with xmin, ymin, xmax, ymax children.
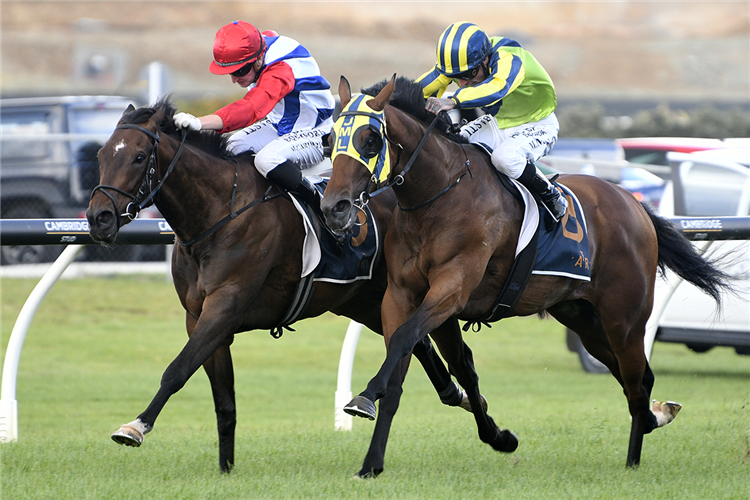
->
<box><xmin>641</xmin><ymin>202</ymin><xmax>733</xmax><ymax>306</ymax></box>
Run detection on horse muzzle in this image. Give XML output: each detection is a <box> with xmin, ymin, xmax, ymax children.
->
<box><xmin>86</xmin><ymin>206</ymin><xmax>120</xmax><ymax>244</ymax></box>
<box><xmin>321</xmin><ymin>195</ymin><xmax>357</xmax><ymax>234</ymax></box>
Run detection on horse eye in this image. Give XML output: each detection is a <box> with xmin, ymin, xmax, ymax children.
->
<box><xmin>361</xmin><ymin>135</ymin><xmax>381</xmax><ymax>159</ymax></box>
<box><xmin>134</xmin><ymin>153</ymin><xmax>146</xmax><ymax>164</ymax></box>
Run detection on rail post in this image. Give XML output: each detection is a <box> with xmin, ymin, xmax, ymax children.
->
<box><xmin>0</xmin><ymin>245</ymin><xmax>85</xmax><ymax>442</ymax></box>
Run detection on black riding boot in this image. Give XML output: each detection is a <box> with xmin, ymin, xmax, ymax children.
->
<box><xmin>266</xmin><ymin>160</ymin><xmax>322</xmax><ymax>216</ymax></box>
<box><xmin>518</xmin><ymin>161</ymin><xmax>568</xmax><ymax>222</ymax></box>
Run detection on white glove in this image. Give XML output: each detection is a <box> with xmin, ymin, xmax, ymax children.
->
<box><xmin>174</xmin><ymin>112</ymin><xmax>202</xmax><ymax>131</ymax></box>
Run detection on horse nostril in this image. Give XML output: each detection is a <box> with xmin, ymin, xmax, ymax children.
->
<box><xmin>96</xmin><ymin>210</ymin><xmax>114</xmax><ymax>227</ymax></box>
<box><xmin>332</xmin><ymin>199</ymin><xmax>352</xmax><ymax>217</ymax></box>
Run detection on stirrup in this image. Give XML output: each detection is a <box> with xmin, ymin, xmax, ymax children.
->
<box><xmin>543</xmin><ymin>191</ymin><xmax>568</xmax><ymax>222</ymax></box>
<box><xmin>529</xmin><ymin>172</ymin><xmax>567</xmax><ymax>223</ymax></box>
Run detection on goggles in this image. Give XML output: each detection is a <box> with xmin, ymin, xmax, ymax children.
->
<box><xmin>231</xmin><ymin>63</ymin><xmax>254</xmax><ymax>78</ymax></box>
<box><xmin>331</xmin><ymin>94</ymin><xmax>391</xmax><ymax>184</ymax></box>
<box><xmin>452</xmin><ymin>65</ymin><xmax>480</xmax><ymax>81</ymax></box>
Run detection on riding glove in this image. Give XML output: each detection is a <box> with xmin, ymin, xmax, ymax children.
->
<box><xmin>174</xmin><ymin>112</ymin><xmax>202</xmax><ymax>131</ymax></box>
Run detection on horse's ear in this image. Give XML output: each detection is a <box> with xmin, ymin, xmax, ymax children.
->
<box><xmin>369</xmin><ymin>73</ymin><xmax>396</xmax><ymax>112</ymax></box>
<box><xmin>338</xmin><ymin>76</ymin><xmax>351</xmax><ymax>108</ymax></box>
<box><xmin>117</xmin><ymin>104</ymin><xmax>136</xmax><ymax>124</ymax></box>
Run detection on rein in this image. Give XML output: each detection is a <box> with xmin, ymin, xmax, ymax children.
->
<box><xmin>178</xmin><ymin>184</ymin><xmax>284</xmax><ymax>247</ymax></box>
<box><xmin>357</xmin><ymin>111</ymin><xmax>471</xmax><ymax>211</ymax></box>
<box><xmin>92</xmin><ymin>123</ymin><xmax>284</xmax><ymax>247</ymax></box>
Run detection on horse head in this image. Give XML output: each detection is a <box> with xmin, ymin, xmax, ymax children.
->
<box><xmin>322</xmin><ymin>75</ymin><xmax>396</xmax><ymax>234</ymax></box>
<box><xmin>86</xmin><ymin>101</ymin><xmax>174</xmax><ymax>244</ymax></box>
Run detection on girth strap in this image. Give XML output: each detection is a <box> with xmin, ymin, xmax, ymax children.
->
<box><xmin>462</xmin><ymin>172</ymin><xmax>538</xmax><ymax>332</ymax></box>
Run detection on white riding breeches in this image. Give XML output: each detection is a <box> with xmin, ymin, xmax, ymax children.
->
<box><xmin>226</xmin><ymin>118</ymin><xmax>330</xmax><ymax>177</ymax></box>
<box><xmin>460</xmin><ymin>112</ymin><xmax>559</xmax><ymax>180</ymax></box>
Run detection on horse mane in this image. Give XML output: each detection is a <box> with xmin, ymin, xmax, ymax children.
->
<box><xmin>361</xmin><ymin>76</ymin><xmax>434</xmax><ymax>123</ymax></box>
<box><xmin>361</xmin><ymin>76</ymin><xmax>464</xmax><ymax>141</ymax></box>
<box><xmin>120</xmin><ymin>98</ymin><xmax>244</xmax><ymax>159</ymax></box>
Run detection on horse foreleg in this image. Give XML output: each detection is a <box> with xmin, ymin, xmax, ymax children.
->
<box><xmin>357</xmin><ymin>352</ymin><xmax>412</xmax><ymax>478</ymax></box>
<box><xmin>111</xmin><ymin>294</ymin><xmax>242</xmax><ymax>460</ymax></box>
<box><xmin>347</xmin><ymin>271</ymin><xmax>481</xmax><ymax>419</ymax></box>
<box><xmin>346</xmin><ymin>302</ymin><xmax>448</xmax><ymax>419</ymax></box>
<box><xmin>202</xmin><ymin>337</ymin><xmax>237</xmax><ymax>473</ymax></box>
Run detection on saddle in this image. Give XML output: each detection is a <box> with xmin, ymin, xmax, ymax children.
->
<box><xmin>463</xmin><ymin>169</ymin><xmax>591</xmax><ymax>332</ymax></box>
<box><xmin>269</xmin><ymin>177</ymin><xmax>380</xmax><ymax>337</ymax></box>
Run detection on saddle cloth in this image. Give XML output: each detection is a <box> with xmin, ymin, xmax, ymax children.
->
<box><xmin>289</xmin><ymin>177</ymin><xmax>379</xmax><ymax>284</ymax></box>
<box><xmin>513</xmin><ymin>180</ymin><xmax>591</xmax><ymax>281</ymax></box>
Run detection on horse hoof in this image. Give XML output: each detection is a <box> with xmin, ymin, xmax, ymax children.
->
<box><xmin>344</xmin><ymin>396</ymin><xmax>376</xmax><ymax>420</ymax></box>
<box><xmin>493</xmin><ymin>430</ymin><xmax>519</xmax><ymax>453</ymax></box>
<box><xmin>652</xmin><ymin>400</ymin><xmax>682</xmax><ymax>427</ymax></box>
<box><xmin>354</xmin><ymin>467</ymin><xmax>383</xmax><ymax>479</ymax></box>
<box><xmin>111</xmin><ymin>425</ymin><xmax>144</xmax><ymax>447</ymax></box>
<box><xmin>459</xmin><ymin>391</ymin><xmax>489</xmax><ymax>413</ymax></box>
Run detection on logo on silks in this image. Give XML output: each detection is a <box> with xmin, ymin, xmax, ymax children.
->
<box><xmin>331</xmin><ymin>94</ymin><xmax>391</xmax><ymax>184</ymax></box>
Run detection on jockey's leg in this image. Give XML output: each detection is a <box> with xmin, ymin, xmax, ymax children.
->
<box><xmin>485</xmin><ymin>114</ymin><xmax>566</xmax><ymax>222</ymax></box>
<box><xmin>254</xmin><ymin>127</ymin><xmax>329</xmax><ymax>216</ymax></box>
<box><xmin>517</xmin><ymin>161</ymin><xmax>568</xmax><ymax>221</ymax></box>
<box><xmin>264</xmin><ymin>160</ymin><xmax>323</xmax><ymax>215</ymax></box>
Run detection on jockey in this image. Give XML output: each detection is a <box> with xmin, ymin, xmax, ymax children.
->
<box><xmin>416</xmin><ymin>22</ymin><xmax>568</xmax><ymax>222</ymax></box>
<box><xmin>174</xmin><ymin>21</ymin><xmax>335</xmax><ymax>213</ymax></box>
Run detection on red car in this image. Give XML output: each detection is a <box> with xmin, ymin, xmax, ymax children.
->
<box><xmin>616</xmin><ymin>137</ymin><xmax>727</xmax><ymax>166</ymax></box>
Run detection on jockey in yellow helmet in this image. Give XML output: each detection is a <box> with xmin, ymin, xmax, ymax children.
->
<box><xmin>417</xmin><ymin>22</ymin><xmax>567</xmax><ymax>222</ymax></box>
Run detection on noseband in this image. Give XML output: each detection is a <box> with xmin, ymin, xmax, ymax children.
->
<box><xmin>90</xmin><ymin>123</ymin><xmax>186</xmax><ymax>223</ymax></box>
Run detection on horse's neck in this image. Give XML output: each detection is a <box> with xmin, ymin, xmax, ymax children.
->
<box><xmin>153</xmin><ymin>137</ymin><xmax>261</xmax><ymax>242</ymax></box>
<box><xmin>389</xmin><ymin>108</ymin><xmax>456</xmax><ymax>207</ymax></box>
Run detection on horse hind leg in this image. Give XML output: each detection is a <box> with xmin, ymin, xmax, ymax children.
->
<box><xmin>412</xmin><ymin>334</ymin><xmax>488</xmax><ymax>413</ymax></box>
<box><xmin>651</xmin><ymin>400</ymin><xmax>682</xmax><ymax>427</ymax></box>
<box><xmin>549</xmin><ymin>300</ymin><xmax>681</xmax><ymax>467</ymax></box>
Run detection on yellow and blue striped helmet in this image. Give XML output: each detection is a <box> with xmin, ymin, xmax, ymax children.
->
<box><xmin>435</xmin><ymin>22</ymin><xmax>491</xmax><ymax>77</ymax></box>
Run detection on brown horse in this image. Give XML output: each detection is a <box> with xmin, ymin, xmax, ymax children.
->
<box><xmin>85</xmin><ymin>99</ymin><xmax>478</xmax><ymax>474</ymax></box>
<box><xmin>321</xmin><ymin>75</ymin><xmax>732</xmax><ymax>468</ymax></box>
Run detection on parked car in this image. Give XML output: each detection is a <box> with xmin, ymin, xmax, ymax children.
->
<box><xmin>679</xmin><ymin>147</ymin><xmax>750</xmax><ymax>169</ymax></box>
<box><xmin>616</xmin><ymin>137</ymin><xmax>727</xmax><ymax>166</ymax></box>
<box><xmin>617</xmin><ymin>166</ymin><xmax>666</xmax><ymax>210</ymax></box>
<box><xmin>0</xmin><ymin>95</ymin><xmax>166</xmax><ymax>264</ymax></box>
<box><xmin>567</xmin><ymin>147</ymin><xmax>750</xmax><ymax>372</ymax></box>
<box><xmin>549</xmin><ymin>137</ymin><xmax>625</xmax><ymax>162</ymax></box>
<box><xmin>543</xmin><ymin>138</ymin><xmax>667</xmax><ymax>209</ymax></box>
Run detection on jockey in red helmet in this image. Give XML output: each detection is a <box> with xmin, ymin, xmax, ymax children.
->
<box><xmin>174</xmin><ymin>21</ymin><xmax>335</xmax><ymax>214</ymax></box>
<box><xmin>417</xmin><ymin>22</ymin><xmax>567</xmax><ymax>223</ymax></box>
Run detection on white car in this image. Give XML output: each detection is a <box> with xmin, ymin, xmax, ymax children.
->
<box><xmin>567</xmin><ymin>149</ymin><xmax>750</xmax><ymax>372</ymax></box>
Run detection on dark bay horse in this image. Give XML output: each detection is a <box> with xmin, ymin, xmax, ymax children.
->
<box><xmin>321</xmin><ymin>75</ymin><xmax>732</xmax><ymax>468</ymax></box>
<box><xmin>85</xmin><ymin>99</ymin><xmax>476</xmax><ymax>473</ymax></box>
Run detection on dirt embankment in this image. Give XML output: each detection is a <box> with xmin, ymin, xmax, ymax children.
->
<box><xmin>2</xmin><ymin>1</ymin><xmax>748</xmax><ymax>105</ymax></box>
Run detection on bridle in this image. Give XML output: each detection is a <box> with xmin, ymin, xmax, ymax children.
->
<box><xmin>90</xmin><ymin>124</ymin><xmax>187</xmax><ymax>224</ymax></box>
<box><xmin>90</xmin><ymin>121</ymin><xmax>285</xmax><ymax>247</ymax></box>
<box><xmin>344</xmin><ymin>109</ymin><xmax>471</xmax><ymax>213</ymax></box>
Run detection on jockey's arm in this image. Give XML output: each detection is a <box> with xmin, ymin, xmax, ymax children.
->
<box><xmin>452</xmin><ymin>52</ymin><xmax>524</xmax><ymax>109</ymax></box>
<box><xmin>214</xmin><ymin>62</ymin><xmax>295</xmax><ymax>133</ymax></box>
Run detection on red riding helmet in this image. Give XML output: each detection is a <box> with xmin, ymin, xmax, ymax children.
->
<box><xmin>209</xmin><ymin>21</ymin><xmax>266</xmax><ymax>75</ymax></box>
